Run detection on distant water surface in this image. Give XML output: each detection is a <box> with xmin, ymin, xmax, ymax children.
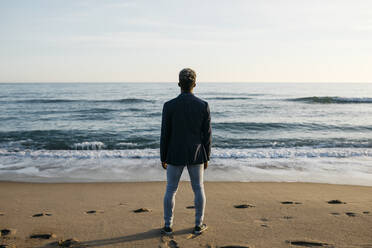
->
<box><xmin>0</xmin><ymin>83</ymin><xmax>371</xmax><ymax>185</ymax></box>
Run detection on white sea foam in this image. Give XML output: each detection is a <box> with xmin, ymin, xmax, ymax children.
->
<box><xmin>1</xmin><ymin>148</ymin><xmax>371</xmax><ymax>160</ymax></box>
<box><xmin>71</xmin><ymin>141</ymin><xmax>105</xmax><ymax>150</ymax></box>
<box><xmin>117</xmin><ymin>142</ymin><xmax>137</xmax><ymax>147</ymax></box>
<box><xmin>0</xmin><ymin>148</ymin><xmax>371</xmax><ymax>185</ymax></box>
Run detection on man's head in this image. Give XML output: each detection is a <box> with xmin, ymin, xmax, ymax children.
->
<box><xmin>178</xmin><ymin>68</ymin><xmax>196</xmax><ymax>92</ymax></box>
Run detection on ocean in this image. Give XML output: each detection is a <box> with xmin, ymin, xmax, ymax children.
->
<box><xmin>0</xmin><ymin>83</ymin><xmax>371</xmax><ymax>185</ymax></box>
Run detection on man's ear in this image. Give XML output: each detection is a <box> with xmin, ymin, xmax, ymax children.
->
<box><xmin>178</xmin><ymin>82</ymin><xmax>181</xmax><ymax>87</ymax></box>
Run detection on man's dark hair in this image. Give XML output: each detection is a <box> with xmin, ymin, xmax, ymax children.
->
<box><xmin>179</xmin><ymin>68</ymin><xmax>196</xmax><ymax>91</ymax></box>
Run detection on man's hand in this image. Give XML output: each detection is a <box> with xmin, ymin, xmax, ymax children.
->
<box><xmin>162</xmin><ymin>162</ymin><xmax>167</xmax><ymax>170</ymax></box>
<box><xmin>204</xmin><ymin>161</ymin><xmax>208</xmax><ymax>170</ymax></box>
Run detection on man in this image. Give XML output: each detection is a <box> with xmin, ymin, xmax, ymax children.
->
<box><xmin>160</xmin><ymin>68</ymin><xmax>212</xmax><ymax>235</ymax></box>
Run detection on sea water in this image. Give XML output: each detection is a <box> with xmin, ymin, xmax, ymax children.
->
<box><xmin>0</xmin><ymin>83</ymin><xmax>371</xmax><ymax>185</ymax></box>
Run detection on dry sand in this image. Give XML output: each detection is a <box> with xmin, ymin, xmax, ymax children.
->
<box><xmin>1</xmin><ymin>181</ymin><xmax>372</xmax><ymax>248</ymax></box>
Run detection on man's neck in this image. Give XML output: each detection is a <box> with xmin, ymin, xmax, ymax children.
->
<box><xmin>181</xmin><ymin>90</ymin><xmax>193</xmax><ymax>94</ymax></box>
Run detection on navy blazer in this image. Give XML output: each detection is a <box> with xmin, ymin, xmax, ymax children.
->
<box><xmin>160</xmin><ymin>92</ymin><xmax>211</xmax><ymax>165</ymax></box>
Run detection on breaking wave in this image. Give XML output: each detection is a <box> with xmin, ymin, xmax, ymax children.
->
<box><xmin>205</xmin><ymin>97</ymin><xmax>252</xmax><ymax>100</ymax></box>
<box><xmin>1</xmin><ymin>98</ymin><xmax>155</xmax><ymax>104</ymax></box>
<box><xmin>1</xmin><ymin>147</ymin><xmax>372</xmax><ymax>160</ymax></box>
<box><xmin>288</xmin><ymin>96</ymin><xmax>372</xmax><ymax>104</ymax></box>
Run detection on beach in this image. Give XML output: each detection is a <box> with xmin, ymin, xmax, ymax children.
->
<box><xmin>1</xmin><ymin>181</ymin><xmax>372</xmax><ymax>248</ymax></box>
<box><xmin>2</xmin><ymin>0</ymin><xmax>372</xmax><ymax>246</ymax></box>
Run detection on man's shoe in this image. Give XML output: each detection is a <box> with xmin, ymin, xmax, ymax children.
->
<box><xmin>193</xmin><ymin>224</ymin><xmax>208</xmax><ymax>235</ymax></box>
<box><xmin>161</xmin><ymin>226</ymin><xmax>173</xmax><ymax>235</ymax></box>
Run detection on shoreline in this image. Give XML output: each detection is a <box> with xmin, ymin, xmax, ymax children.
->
<box><xmin>1</xmin><ymin>179</ymin><xmax>372</xmax><ymax>188</ymax></box>
<box><xmin>1</xmin><ymin>181</ymin><xmax>372</xmax><ymax>247</ymax></box>
<box><xmin>1</xmin><ymin>180</ymin><xmax>372</xmax><ymax>187</ymax></box>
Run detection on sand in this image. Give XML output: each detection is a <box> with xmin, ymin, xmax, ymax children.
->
<box><xmin>1</xmin><ymin>181</ymin><xmax>372</xmax><ymax>248</ymax></box>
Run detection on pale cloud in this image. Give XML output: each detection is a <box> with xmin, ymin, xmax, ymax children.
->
<box><xmin>0</xmin><ymin>0</ymin><xmax>372</xmax><ymax>82</ymax></box>
<box><xmin>75</xmin><ymin>0</ymin><xmax>137</xmax><ymax>8</ymax></box>
<box><xmin>65</xmin><ymin>31</ymin><xmax>237</xmax><ymax>48</ymax></box>
<box><xmin>353</xmin><ymin>20</ymin><xmax>372</xmax><ymax>31</ymax></box>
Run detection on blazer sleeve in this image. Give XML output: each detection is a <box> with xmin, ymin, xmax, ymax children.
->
<box><xmin>160</xmin><ymin>102</ymin><xmax>171</xmax><ymax>162</ymax></box>
<box><xmin>202</xmin><ymin>102</ymin><xmax>212</xmax><ymax>160</ymax></box>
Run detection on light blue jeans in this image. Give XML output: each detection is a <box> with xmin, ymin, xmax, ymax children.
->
<box><xmin>163</xmin><ymin>163</ymin><xmax>206</xmax><ymax>227</ymax></box>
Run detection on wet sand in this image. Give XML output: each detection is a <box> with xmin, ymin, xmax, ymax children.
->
<box><xmin>1</xmin><ymin>181</ymin><xmax>372</xmax><ymax>247</ymax></box>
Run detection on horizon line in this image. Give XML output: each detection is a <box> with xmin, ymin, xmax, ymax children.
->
<box><xmin>1</xmin><ymin>81</ymin><xmax>372</xmax><ymax>84</ymax></box>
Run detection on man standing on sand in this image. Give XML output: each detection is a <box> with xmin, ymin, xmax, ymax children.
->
<box><xmin>160</xmin><ymin>68</ymin><xmax>212</xmax><ymax>235</ymax></box>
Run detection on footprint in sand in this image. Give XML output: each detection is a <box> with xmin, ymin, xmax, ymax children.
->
<box><xmin>286</xmin><ymin>240</ymin><xmax>331</xmax><ymax>247</ymax></box>
<box><xmin>0</xmin><ymin>212</ymin><xmax>4</xmax><ymax>216</ymax></box>
<box><xmin>160</xmin><ymin>235</ymin><xmax>179</xmax><ymax>248</ymax></box>
<box><xmin>1</xmin><ymin>229</ymin><xmax>16</xmax><ymax>237</ymax></box>
<box><xmin>283</xmin><ymin>216</ymin><xmax>294</xmax><ymax>220</ymax></box>
<box><xmin>1</xmin><ymin>245</ymin><xmax>18</xmax><ymax>248</ymax></box>
<box><xmin>363</xmin><ymin>211</ymin><xmax>370</xmax><ymax>215</ymax></box>
<box><xmin>29</xmin><ymin>233</ymin><xmax>56</xmax><ymax>239</ymax></box>
<box><xmin>1</xmin><ymin>229</ymin><xmax>10</xmax><ymax>237</ymax></box>
<box><xmin>345</xmin><ymin>212</ymin><xmax>357</xmax><ymax>217</ymax></box>
<box><xmin>234</xmin><ymin>204</ymin><xmax>255</xmax><ymax>209</ymax></box>
<box><xmin>281</xmin><ymin>201</ymin><xmax>302</xmax><ymax>205</ymax></box>
<box><xmin>133</xmin><ymin>208</ymin><xmax>151</xmax><ymax>213</ymax></box>
<box><xmin>57</xmin><ymin>238</ymin><xmax>80</xmax><ymax>247</ymax></box>
<box><xmin>32</xmin><ymin>213</ymin><xmax>52</xmax><ymax>217</ymax></box>
<box><xmin>254</xmin><ymin>218</ymin><xmax>270</xmax><ymax>228</ymax></box>
<box><xmin>186</xmin><ymin>206</ymin><xmax>195</xmax><ymax>209</ymax></box>
<box><xmin>330</xmin><ymin>212</ymin><xmax>340</xmax><ymax>216</ymax></box>
<box><xmin>167</xmin><ymin>239</ymin><xmax>179</xmax><ymax>248</ymax></box>
<box><xmin>327</xmin><ymin>200</ymin><xmax>346</xmax><ymax>204</ymax></box>
<box><xmin>85</xmin><ymin>210</ymin><xmax>104</xmax><ymax>214</ymax></box>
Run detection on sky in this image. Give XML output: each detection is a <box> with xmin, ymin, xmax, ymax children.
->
<box><xmin>0</xmin><ymin>0</ymin><xmax>371</xmax><ymax>83</ymax></box>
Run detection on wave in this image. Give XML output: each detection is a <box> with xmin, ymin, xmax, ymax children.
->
<box><xmin>212</xmin><ymin>148</ymin><xmax>372</xmax><ymax>159</ymax></box>
<box><xmin>0</xmin><ymin>130</ymin><xmax>160</xmax><ymax>150</ymax></box>
<box><xmin>126</xmin><ymin>108</ymin><xmax>146</xmax><ymax>112</ymax></box>
<box><xmin>1</xmin><ymin>148</ymin><xmax>372</xmax><ymax>160</ymax></box>
<box><xmin>8</xmin><ymin>107</ymin><xmax>143</xmax><ymax>116</ymax></box>
<box><xmin>212</xmin><ymin>137</ymin><xmax>372</xmax><ymax>149</ymax></box>
<box><xmin>1</xmin><ymin>130</ymin><xmax>371</xmax><ymax>150</ymax></box>
<box><xmin>145</xmin><ymin>112</ymin><xmax>161</xmax><ymax>117</ymax></box>
<box><xmin>0</xmin><ymin>148</ymin><xmax>372</xmax><ymax>164</ymax></box>
<box><xmin>101</xmin><ymin>98</ymin><xmax>154</xmax><ymax>103</ymax></box>
<box><xmin>202</xmin><ymin>92</ymin><xmax>265</xmax><ymax>96</ymax></box>
<box><xmin>1</xmin><ymin>147</ymin><xmax>372</xmax><ymax>185</ymax></box>
<box><xmin>74</xmin><ymin>108</ymin><xmax>120</xmax><ymax>114</ymax></box>
<box><xmin>213</xmin><ymin>122</ymin><xmax>372</xmax><ymax>132</ymax></box>
<box><xmin>1</xmin><ymin>98</ymin><xmax>155</xmax><ymax>104</ymax></box>
<box><xmin>18</xmin><ymin>99</ymin><xmax>78</xmax><ymax>103</ymax></box>
<box><xmin>214</xmin><ymin>122</ymin><xmax>301</xmax><ymax>131</ymax></box>
<box><xmin>0</xmin><ymin>117</ymin><xmax>19</xmax><ymax>121</ymax></box>
<box><xmin>288</xmin><ymin>96</ymin><xmax>372</xmax><ymax>104</ymax></box>
<box><xmin>205</xmin><ymin>97</ymin><xmax>252</xmax><ymax>100</ymax></box>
